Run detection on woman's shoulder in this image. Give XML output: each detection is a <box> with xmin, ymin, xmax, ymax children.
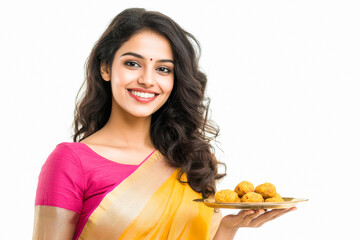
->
<box><xmin>55</xmin><ymin>141</ymin><xmax>82</xmax><ymax>148</ymax></box>
<box><xmin>48</xmin><ymin>141</ymin><xmax>107</xmax><ymax>167</ymax></box>
<box><xmin>36</xmin><ymin>142</ymin><xmax>85</xmax><ymax>213</ymax></box>
<box><xmin>44</xmin><ymin>142</ymin><xmax>85</xmax><ymax>168</ymax></box>
<box><xmin>52</xmin><ymin>141</ymin><xmax>87</xmax><ymax>155</ymax></box>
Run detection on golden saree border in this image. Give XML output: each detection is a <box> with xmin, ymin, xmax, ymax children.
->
<box><xmin>117</xmin><ymin>169</ymin><xmax>215</xmax><ymax>240</ymax></box>
<box><xmin>78</xmin><ymin>150</ymin><xmax>176</xmax><ymax>240</ymax></box>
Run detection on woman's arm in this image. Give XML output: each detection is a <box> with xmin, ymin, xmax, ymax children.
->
<box><xmin>213</xmin><ymin>207</ymin><xmax>297</xmax><ymax>240</ymax></box>
<box><xmin>32</xmin><ymin>206</ymin><xmax>79</xmax><ymax>240</ymax></box>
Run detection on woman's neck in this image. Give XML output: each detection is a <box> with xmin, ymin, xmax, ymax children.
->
<box><xmin>97</xmin><ymin>106</ymin><xmax>154</xmax><ymax>150</ymax></box>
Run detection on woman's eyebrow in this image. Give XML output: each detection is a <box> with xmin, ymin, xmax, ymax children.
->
<box><xmin>121</xmin><ymin>52</ymin><xmax>143</xmax><ymax>59</ymax></box>
<box><xmin>158</xmin><ymin>59</ymin><xmax>174</xmax><ymax>64</ymax></box>
<box><xmin>121</xmin><ymin>52</ymin><xmax>174</xmax><ymax>64</ymax></box>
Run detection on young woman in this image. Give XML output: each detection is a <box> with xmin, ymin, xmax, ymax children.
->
<box><xmin>33</xmin><ymin>8</ymin><xmax>296</xmax><ymax>240</ymax></box>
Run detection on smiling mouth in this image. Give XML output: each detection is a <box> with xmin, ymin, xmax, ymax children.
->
<box><xmin>127</xmin><ymin>89</ymin><xmax>160</xmax><ymax>103</ymax></box>
<box><xmin>128</xmin><ymin>90</ymin><xmax>157</xmax><ymax>98</ymax></box>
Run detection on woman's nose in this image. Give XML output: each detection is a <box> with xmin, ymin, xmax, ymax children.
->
<box><xmin>137</xmin><ymin>69</ymin><xmax>154</xmax><ymax>86</ymax></box>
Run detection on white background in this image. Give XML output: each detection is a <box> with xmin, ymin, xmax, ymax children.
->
<box><xmin>1</xmin><ymin>0</ymin><xmax>359</xmax><ymax>239</ymax></box>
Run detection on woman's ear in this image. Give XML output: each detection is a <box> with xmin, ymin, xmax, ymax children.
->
<box><xmin>100</xmin><ymin>63</ymin><xmax>111</xmax><ymax>81</ymax></box>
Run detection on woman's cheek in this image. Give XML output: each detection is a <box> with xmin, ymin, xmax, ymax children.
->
<box><xmin>162</xmin><ymin>77</ymin><xmax>175</xmax><ymax>93</ymax></box>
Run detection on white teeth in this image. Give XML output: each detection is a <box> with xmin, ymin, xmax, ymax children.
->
<box><xmin>130</xmin><ymin>90</ymin><xmax>155</xmax><ymax>98</ymax></box>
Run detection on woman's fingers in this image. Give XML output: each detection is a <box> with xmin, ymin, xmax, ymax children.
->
<box><xmin>251</xmin><ymin>207</ymin><xmax>297</xmax><ymax>227</ymax></box>
<box><xmin>226</xmin><ymin>210</ymin><xmax>256</xmax><ymax>228</ymax></box>
<box><xmin>234</xmin><ymin>210</ymin><xmax>256</xmax><ymax>220</ymax></box>
<box><xmin>221</xmin><ymin>209</ymin><xmax>258</xmax><ymax>228</ymax></box>
<box><xmin>220</xmin><ymin>207</ymin><xmax>296</xmax><ymax>229</ymax></box>
<box><xmin>240</xmin><ymin>209</ymin><xmax>266</xmax><ymax>226</ymax></box>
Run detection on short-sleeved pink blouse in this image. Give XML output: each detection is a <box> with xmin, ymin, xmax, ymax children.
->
<box><xmin>35</xmin><ymin>142</ymin><xmax>155</xmax><ymax>240</ymax></box>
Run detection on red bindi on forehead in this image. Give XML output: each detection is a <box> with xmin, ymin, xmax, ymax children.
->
<box><xmin>150</xmin><ymin>58</ymin><xmax>153</xmax><ymax>61</ymax></box>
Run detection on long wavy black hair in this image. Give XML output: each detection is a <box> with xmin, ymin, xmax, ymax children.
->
<box><xmin>72</xmin><ymin>8</ymin><xmax>226</xmax><ymax>198</ymax></box>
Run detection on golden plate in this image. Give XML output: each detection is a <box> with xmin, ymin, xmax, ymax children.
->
<box><xmin>193</xmin><ymin>197</ymin><xmax>308</xmax><ymax>209</ymax></box>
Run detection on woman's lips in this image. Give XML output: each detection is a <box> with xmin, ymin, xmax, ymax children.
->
<box><xmin>127</xmin><ymin>89</ymin><xmax>158</xmax><ymax>103</ymax></box>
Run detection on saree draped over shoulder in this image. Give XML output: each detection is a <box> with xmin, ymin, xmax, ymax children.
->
<box><xmin>79</xmin><ymin>150</ymin><xmax>214</xmax><ymax>239</ymax></box>
<box><xmin>34</xmin><ymin>142</ymin><xmax>218</xmax><ymax>240</ymax></box>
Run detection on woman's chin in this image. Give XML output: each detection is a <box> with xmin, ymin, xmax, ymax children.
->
<box><xmin>127</xmin><ymin>110</ymin><xmax>155</xmax><ymax>119</ymax></box>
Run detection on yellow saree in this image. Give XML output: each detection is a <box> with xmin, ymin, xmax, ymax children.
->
<box><xmin>78</xmin><ymin>150</ymin><xmax>220</xmax><ymax>240</ymax></box>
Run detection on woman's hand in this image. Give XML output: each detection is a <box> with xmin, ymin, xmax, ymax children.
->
<box><xmin>213</xmin><ymin>207</ymin><xmax>297</xmax><ymax>239</ymax></box>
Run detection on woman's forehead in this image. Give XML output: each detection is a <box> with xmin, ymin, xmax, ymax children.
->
<box><xmin>116</xmin><ymin>30</ymin><xmax>174</xmax><ymax>60</ymax></box>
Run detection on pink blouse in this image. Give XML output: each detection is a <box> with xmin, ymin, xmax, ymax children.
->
<box><xmin>35</xmin><ymin>142</ymin><xmax>155</xmax><ymax>240</ymax></box>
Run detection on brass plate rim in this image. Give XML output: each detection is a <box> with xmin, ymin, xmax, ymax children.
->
<box><xmin>193</xmin><ymin>197</ymin><xmax>308</xmax><ymax>209</ymax></box>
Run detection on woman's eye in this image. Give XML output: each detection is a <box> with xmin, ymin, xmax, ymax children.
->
<box><xmin>125</xmin><ymin>61</ymin><xmax>140</xmax><ymax>68</ymax></box>
<box><xmin>157</xmin><ymin>67</ymin><xmax>171</xmax><ymax>73</ymax></box>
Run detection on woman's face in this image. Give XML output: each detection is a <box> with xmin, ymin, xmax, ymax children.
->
<box><xmin>101</xmin><ymin>30</ymin><xmax>174</xmax><ymax>118</ymax></box>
